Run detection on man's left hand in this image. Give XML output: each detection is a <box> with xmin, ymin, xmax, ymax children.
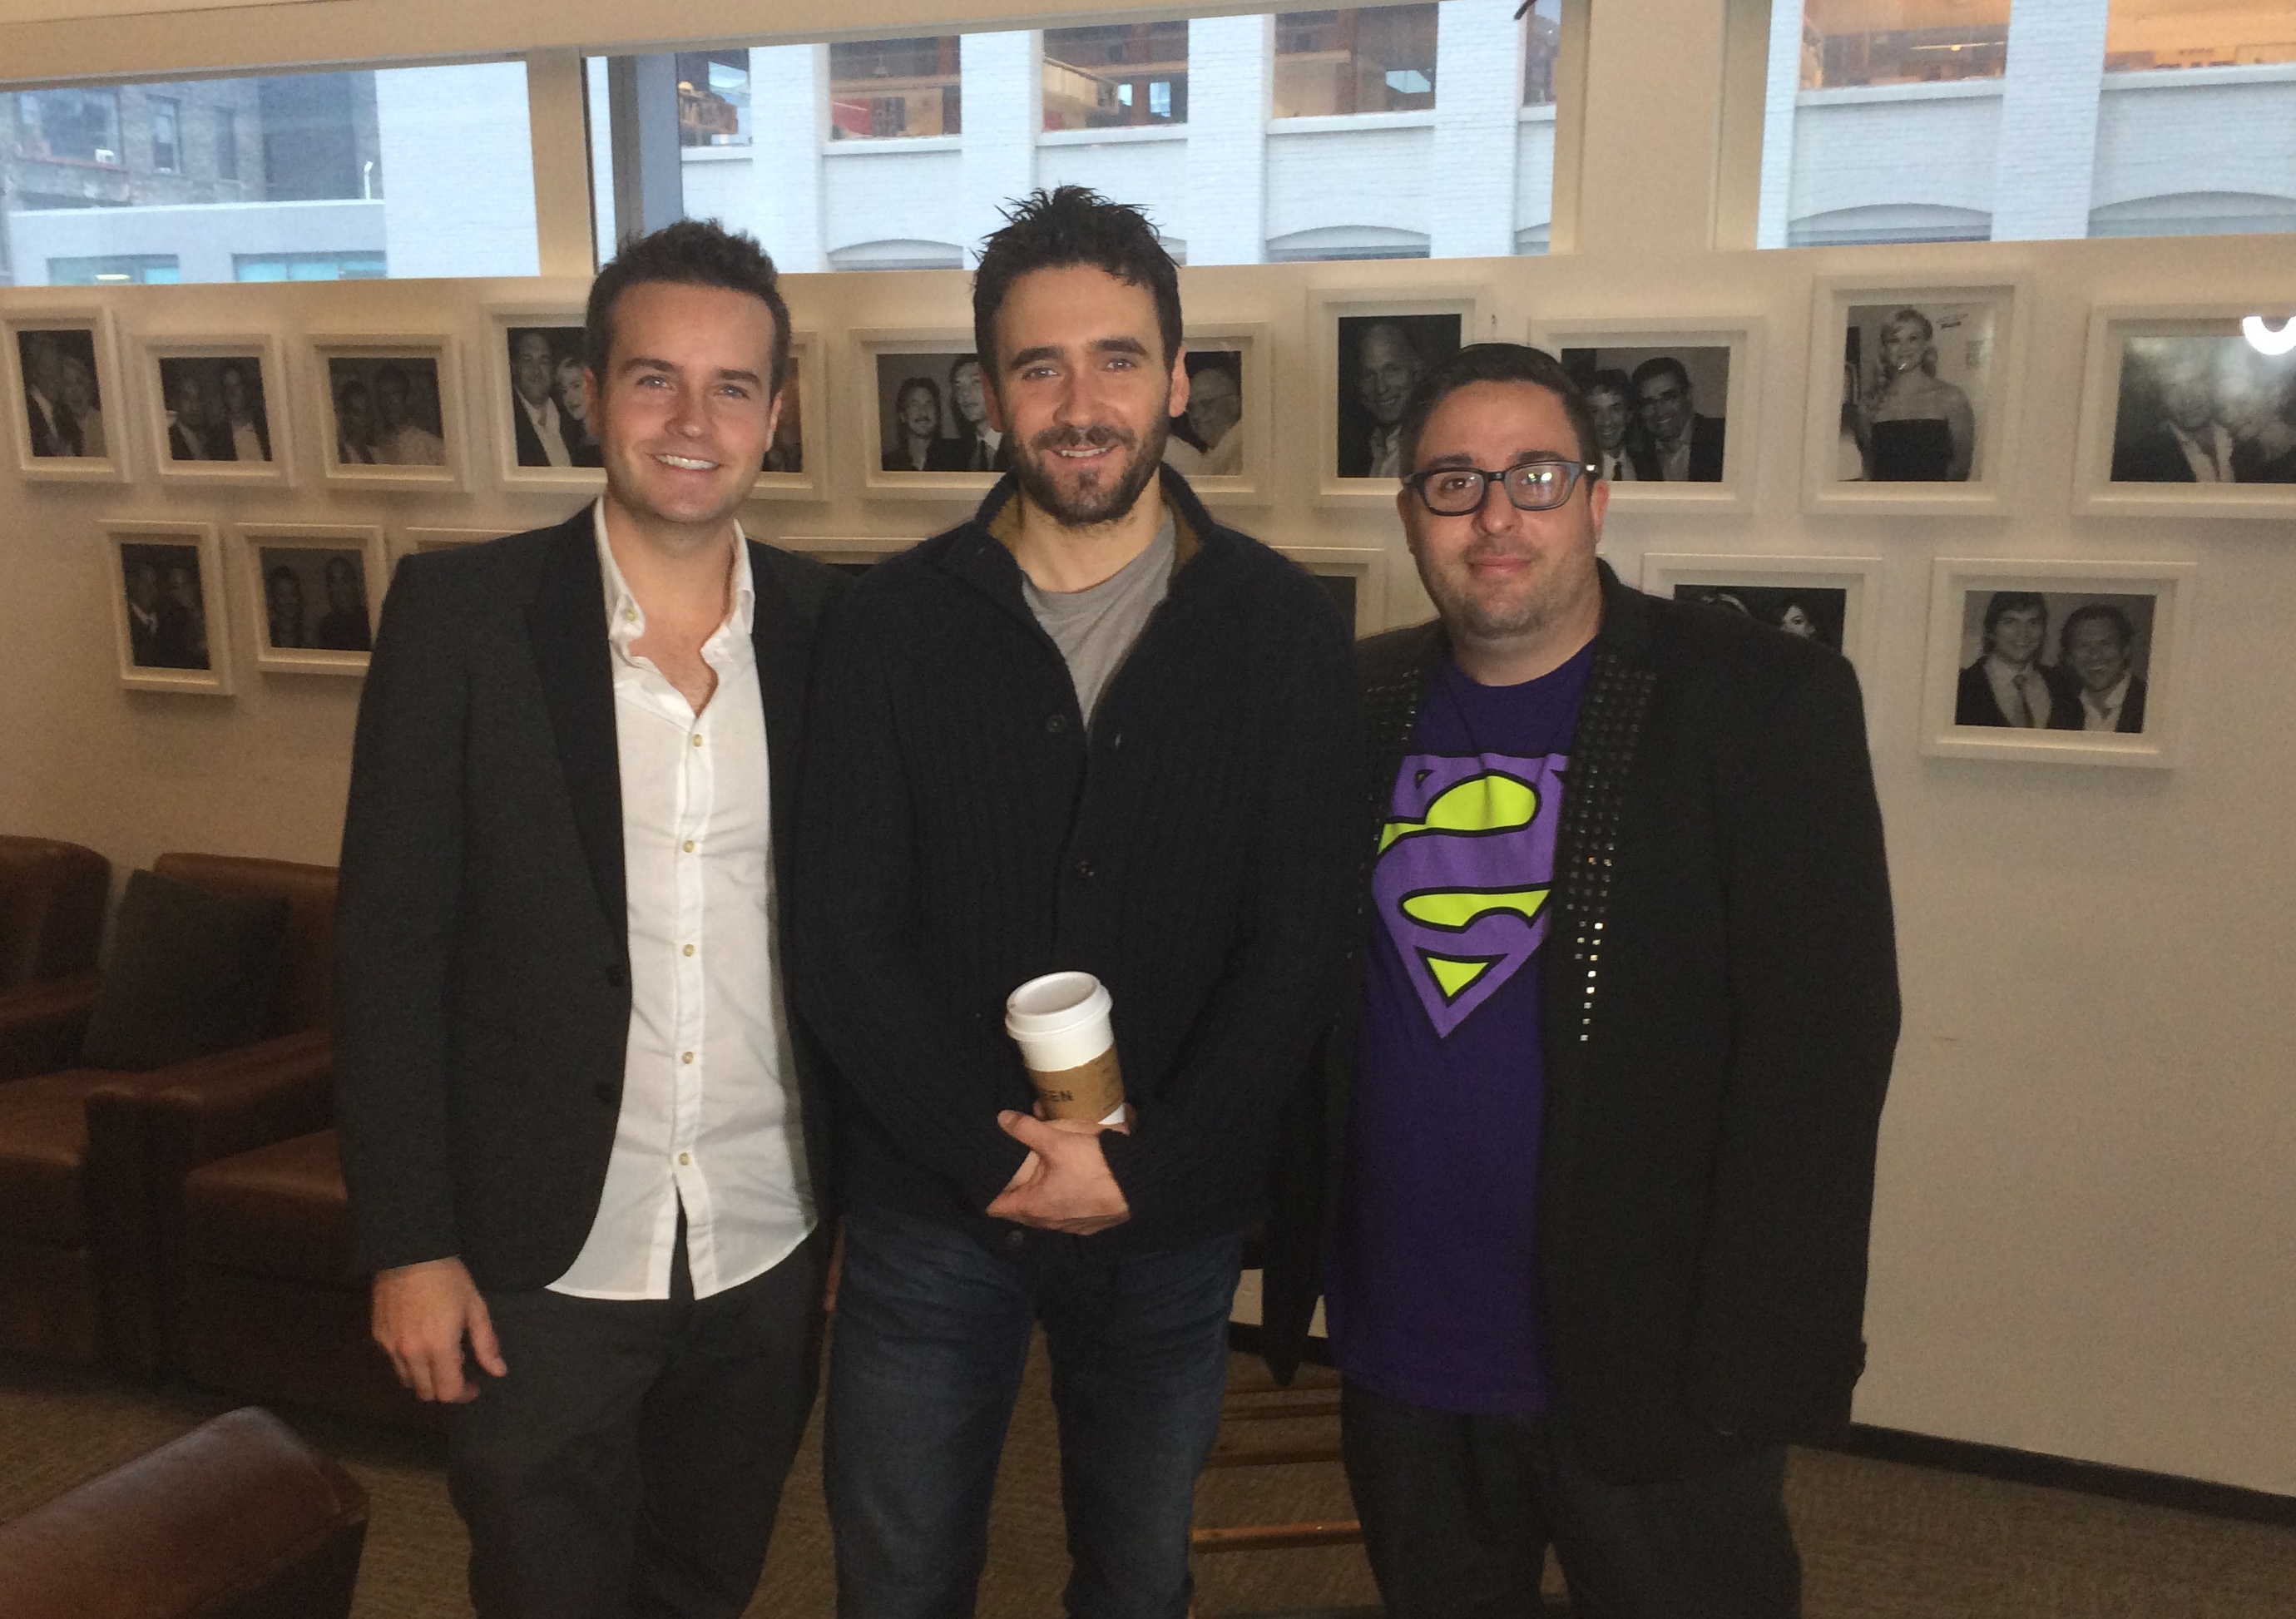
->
<box><xmin>984</xmin><ymin>1111</ymin><xmax>1132</xmax><ymax>1235</ymax></box>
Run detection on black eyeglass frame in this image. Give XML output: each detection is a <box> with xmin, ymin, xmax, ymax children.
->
<box><xmin>1402</xmin><ymin>457</ymin><xmax>1603</xmax><ymax>515</ymax></box>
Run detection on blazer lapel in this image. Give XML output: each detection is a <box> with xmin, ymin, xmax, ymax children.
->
<box><xmin>525</xmin><ymin>514</ymin><xmax>626</xmax><ymax>949</ymax></box>
<box><xmin>747</xmin><ymin>540</ymin><xmax>809</xmax><ymax>869</ymax></box>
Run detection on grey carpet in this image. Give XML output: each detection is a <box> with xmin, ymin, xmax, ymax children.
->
<box><xmin>4</xmin><ymin>1342</ymin><xmax>2292</xmax><ymax>1618</ymax></box>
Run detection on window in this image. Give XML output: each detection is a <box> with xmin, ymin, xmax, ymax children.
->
<box><xmin>235</xmin><ymin>250</ymin><xmax>388</xmax><ymax>280</ymax></box>
<box><xmin>15</xmin><ymin>88</ymin><xmax>123</xmax><ymax>165</ymax></box>
<box><xmin>676</xmin><ymin>50</ymin><xmax>751</xmax><ymax>146</ymax></box>
<box><xmin>49</xmin><ymin>254</ymin><xmax>181</xmax><ymax>284</ymax></box>
<box><xmin>1042</xmin><ymin>22</ymin><xmax>1190</xmax><ymax>130</ymax></box>
<box><xmin>829</xmin><ymin>37</ymin><xmax>962</xmax><ymax>139</ymax></box>
<box><xmin>1272</xmin><ymin>5</ymin><xmax>1440</xmax><ymax>119</ymax></box>
<box><xmin>1</xmin><ymin>63</ymin><xmax>534</xmax><ymax>285</ymax></box>
<box><xmin>1798</xmin><ymin>0</ymin><xmax>2010</xmax><ymax>89</ymax></box>
<box><xmin>2105</xmin><ymin>0</ymin><xmax>2296</xmax><ymax>71</ymax></box>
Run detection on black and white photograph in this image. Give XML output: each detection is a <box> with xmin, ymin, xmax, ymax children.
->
<box><xmin>502</xmin><ymin>325</ymin><xmax>602</xmax><ymax>469</ymax></box>
<box><xmin>156</xmin><ymin>354</ymin><xmax>271</xmax><ymax>463</ymax></box>
<box><xmin>1336</xmin><ymin>312</ymin><xmax>1462</xmax><ymax>478</ymax></box>
<box><xmin>2109</xmin><ymin>334</ymin><xmax>2296</xmax><ymax>485</ymax></box>
<box><xmin>257</xmin><ymin>547</ymin><xmax>373</xmax><ymax>654</ymax></box>
<box><xmin>16</xmin><ymin>325</ymin><xmax>106</xmax><ymax>459</ymax></box>
<box><xmin>326</xmin><ymin>354</ymin><xmax>449</xmax><ymax>468</ymax></box>
<box><xmin>874</xmin><ymin>349</ymin><xmax>1004</xmax><ymax>474</ymax></box>
<box><xmin>1563</xmin><ymin>345</ymin><xmax>1730</xmax><ymax>483</ymax></box>
<box><xmin>1162</xmin><ymin>349</ymin><xmax>1244</xmax><ymax>479</ymax></box>
<box><xmin>1839</xmin><ymin>301</ymin><xmax>1992</xmax><ymax>483</ymax></box>
<box><xmin>1672</xmin><ymin>582</ymin><xmax>1845</xmax><ymax>651</ymax></box>
<box><xmin>1922</xmin><ymin>560</ymin><xmax>2191</xmax><ymax>768</ymax></box>
<box><xmin>765</xmin><ymin>349</ymin><xmax>805</xmax><ymax>475</ymax></box>
<box><xmin>103</xmin><ymin>521</ymin><xmax>234</xmax><ymax>695</ymax></box>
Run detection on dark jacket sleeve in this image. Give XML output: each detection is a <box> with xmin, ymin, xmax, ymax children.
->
<box><xmin>332</xmin><ymin>553</ymin><xmax>469</xmax><ymax>1273</ymax></box>
<box><xmin>1095</xmin><ymin>583</ymin><xmax>1364</xmax><ymax>1234</ymax></box>
<box><xmin>1685</xmin><ymin>649</ymin><xmax>1899</xmax><ymax>1434</ymax></box>
<box><xmin>789</xmin><ymin>594</ymin><xmax>1036</xmax><ymax>1211</ymax></box>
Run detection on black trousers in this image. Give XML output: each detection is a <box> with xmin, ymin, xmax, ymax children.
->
<box><xmin>447</xmin><ymin>1229</ymin><xmax>828</xmax><ymax>1619</ymax></box>
<box><xmin>1340</xmin><ymin>1380</ymin><xmax>1800</xmax><ymax>1619</ymax></box>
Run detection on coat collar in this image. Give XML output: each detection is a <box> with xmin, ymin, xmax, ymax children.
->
<box><xmin>525</xmin><ymin>510</ymin><xmax>626</xmax><ymax>950</ymax></box>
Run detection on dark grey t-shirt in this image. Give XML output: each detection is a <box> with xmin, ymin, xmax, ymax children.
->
<box><xmin>1022</xmin><ymin>514</ymin><xmax>1175</xmax><ymax>725</ymax></box>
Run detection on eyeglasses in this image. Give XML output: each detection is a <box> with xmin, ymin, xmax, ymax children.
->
<box><xmin>1403</xmin><ymin>458</ymin><xmax>1600</xmax><ymax>515</ymax></box>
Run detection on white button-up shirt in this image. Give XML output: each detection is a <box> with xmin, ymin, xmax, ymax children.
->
<box><xmin>549</xmin><ymin>501</ymin><xmax>814</xmax><ymax>1300</ymax></box>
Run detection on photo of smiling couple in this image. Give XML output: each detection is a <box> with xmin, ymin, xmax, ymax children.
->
<box><xmin>335</xmin><ymin>185</ymin><xmax>1898</xmax><ymax>1619</ymax></box>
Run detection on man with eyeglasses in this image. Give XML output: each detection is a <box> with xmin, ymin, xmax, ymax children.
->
<box><xmin>1260</xmin><ymin>344</ymin><xmax>1899</xmax><ymax>1619</ymax></box>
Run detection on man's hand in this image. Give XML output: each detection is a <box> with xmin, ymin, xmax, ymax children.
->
<box><xmin>985</xmin><ymin>1111</ymin><xmax>1132</xmax><ymax>1235</ymax></box>
<box><xmin>372</xmin><ymin>1256</ymin><xmax>506</xmax><ymax>1404</ymax></box>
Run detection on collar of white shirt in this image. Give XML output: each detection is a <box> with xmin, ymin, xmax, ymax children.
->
<box><xmin>591</xmin><ymin>498</ymin><xmax>755</xmax><ymax>657</ymax></box>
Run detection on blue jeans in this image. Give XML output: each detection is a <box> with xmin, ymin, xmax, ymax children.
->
<box><xmin>824</xmin><ymin>1203</ymin><xmax>1241</xmax><ymax>1619</ymax></box>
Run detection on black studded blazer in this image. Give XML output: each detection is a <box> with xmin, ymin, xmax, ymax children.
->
<box><xmin>1259</xmin><ymin>559</ymin><xmax>1901</xmax><ymax>1485</ymax></box>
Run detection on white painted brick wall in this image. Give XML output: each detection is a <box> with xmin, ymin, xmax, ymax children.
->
<box><xmin>1428</xmin><ymin>0</ymin><xmax>1521</xmax><ymax>259</ymax></box>
<box><xmin>958</xmin><ymin>31</ymin><xmax>1039</xmax><ymax>265</ymax></box>
<box><xmin>1993</xmin><ymin>0</ymin><xmax>2110</xmax><ymax>240</ymax></box>
<box><xmin>377</xmin><ymin>62</ymin><xmax>538</xmax><ymax>277</ymax></box>
<box><xmin>1184</xmin><ymin>13</ymin><xmax>1271</xmax><ymax>265</ymax></box>
<box><xmin>1264</xmin><ymin>123</ymin><xmax>1435</xmax><ymax>243</ymax></box>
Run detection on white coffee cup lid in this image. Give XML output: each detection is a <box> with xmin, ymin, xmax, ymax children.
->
<box><xmin>1005</xmin><ymin>971</ymin><xmax>1111</xmax><ymax>1039</ymax></box>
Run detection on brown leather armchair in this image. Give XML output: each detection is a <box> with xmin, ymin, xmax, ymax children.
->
<box><xmin>0</xmin><ymin>1405</ymin><xmax>367</xmax><ymax>1619</ymax></box>
<box><xmin>0</xmin><ymin>835</ymin><xmax>111</xmax><ymax>1083</ymax></box>
<box><xmin>0</xmin><ymin>854</ymin><xmax>335</xmax><ymax>1369</ymax></box>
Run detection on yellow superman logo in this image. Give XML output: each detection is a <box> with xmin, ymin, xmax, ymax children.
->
<box><xmin>1378</xmin><ymin>770</ymin><xmax>1552</xmax><ymax>1006</ymax></box>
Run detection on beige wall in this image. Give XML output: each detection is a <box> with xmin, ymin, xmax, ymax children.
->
<box><xmin>3</xmin><ymin>0</ymin><xmax>2293</xmax><ymax>1499</ymax></box>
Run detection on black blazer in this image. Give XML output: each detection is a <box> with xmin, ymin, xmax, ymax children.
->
<box><xmin>1261</xmin><ymin>562</ymin><xmax>1900</xmax><ymax>1485</ymax></box>
<box><xmin>2110</xmin><ymin>424</ymin><xmax>2200</xmax><ymax>483</ymax></box>
<box><xmin>334</xmin><ymin>508</ymin><xmax>849</xmax><ymax>1290</ymax></box>
<box><xmin>1629</xmin><ymin>413</ymin><xmax>1726</xmax><ymax>482</ymax></box>
<box><xmin>1954</xmin><ymin>660</ymin><xmax>2083</xmax><ymax>730</ymax></box>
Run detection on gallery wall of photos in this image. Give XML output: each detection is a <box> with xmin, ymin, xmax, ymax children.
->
<box><xmin>4</xmin><ymin>225</ymin><xmax>2295</xmax><ymax>1498</ymax></box>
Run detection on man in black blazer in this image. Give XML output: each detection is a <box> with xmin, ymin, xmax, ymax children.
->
<box><xmin>335</xmin><ymin>220</ymin><xmax>845</xmax><ymax>1619</ymax></box>
<box><xmin>1262</xmin><ymin>344</ymin><xmax>1898</xmax><ymax>1619</ymax></box>
<box><xmin>2058</xmin><ymin>602</ymin><xmax>2149</xmax><ymax>734</ymax></box>
<box><xmin>1954</xmin><ymin>592</ymin><xmax>2082</xmax><ymax>730</ymax></box>
<box><xmin>1628</xmin><ymin>354</ymin><xmax>1725</xmax><ymax>481</ymax></box>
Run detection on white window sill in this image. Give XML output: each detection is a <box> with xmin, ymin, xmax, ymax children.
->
<box><xmin>1267</xmin><ymin>110</ymin><xmax>1437</xmax><ymax>136</ymax></box>
<box><xmin>1037</xmin><ymin>123</ymin><xmax>1188</xmax><ymax>147</ymax></box>
<box><xmin>1797</xmin><ymin>79</ymin><xmax>2003</xmax><ymax>109</ymax></box>
<box><xmin>822</xmin><ymin>135</ymin><xmax>962</xmax><ymax>156</ymax></box>
<box><xmin>680</xmin><ymin>146</ymin><xmax>752</xmax><ymax>163</ymax></box>
<box><xmin>2102</xmin><ymin>60</ymin><xmax>2296</xmax><ymax>92</ymax></box>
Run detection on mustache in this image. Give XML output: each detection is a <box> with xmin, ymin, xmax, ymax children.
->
<box><xmin>1030</xmin><ymin>423</ymin><xmax>1138</xmax><ymax>454</ymax></box>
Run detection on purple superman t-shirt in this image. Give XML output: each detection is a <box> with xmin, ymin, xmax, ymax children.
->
<box><xmin>1324</xmin><ymin>642</ymin><xmax>1592</xmax><ymax>1414</ymax></box>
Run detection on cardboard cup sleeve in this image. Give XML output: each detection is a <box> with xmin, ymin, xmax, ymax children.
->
<box><xmin>1004</xmin><ymin>972</ymin><xmax>1126</xmax><ymax>1123</ymax></box>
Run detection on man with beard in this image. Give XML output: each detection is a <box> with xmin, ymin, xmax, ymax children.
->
<box><xmin>926</xmin><ymin>353</ymin><xmax>1008</xmax><ymax>471</ymax></box>
<box><xmin>1628</xmin><ymin>354</ymin><xmax>1724</xmax><ymax>482</ymax></box>
<box><xmin>1349</xmin><ymin>320</ymin><xmax>1428</xmax><ymax>478</ymax></box>
<box><xmin>1262</xmin><ymin>344</ymin><xmax>1898</xmax><ymax>1619</ymax></box>
<box><xmin>793</xmin><ymin>186</ymin><xmax>1359</xmax><ymax>1619</ymax></box>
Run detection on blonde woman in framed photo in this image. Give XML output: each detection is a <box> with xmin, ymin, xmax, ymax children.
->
<box><xmin>1853</xmin><ymin>308</ymin><xmax>1973</xmax><ymax>482</ymax></box>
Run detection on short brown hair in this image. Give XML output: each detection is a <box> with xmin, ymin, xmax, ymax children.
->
<box><xmin>586</xmin><ymin>219</ymin><xmax>792</xmax><ymax>397</ymax></box>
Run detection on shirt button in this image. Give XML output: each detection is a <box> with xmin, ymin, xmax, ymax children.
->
<box><xmin>623</xmin><ymin>608</ymin><xmax>637</xmax><ymax>623</ymax></box>
<box><xmin>682</xmin><ymin>840</ymin><xmax>696</xmax><ymax>853</ymax></box>
<box><xmin>1074</xmin><ymin>858</ymin><xmax>1095</xmax><ymax>879</ymax></box>
<box><xmin>678</xmin><ymin>1151</ymin><xmax>692</xmax><ymax>1166</ymax></box>
<box><xmin>1045</xmin><ymin>713</ymin><xmax>1066</xmax><ymax>733</ymax></box>
<box><xmin>681</xmin><ymin>1051</ymin><xmax>695</xmax><ymax>1065</ymax></box>
<box><xmin>691</xmin><ymin>735</ymin><xmax>704</xmax><ymax>748</ymax></box>
<box><xmin>683</xmin><ymin>943</ymin><xmax>695</xmax><ymax>957</ymax></box>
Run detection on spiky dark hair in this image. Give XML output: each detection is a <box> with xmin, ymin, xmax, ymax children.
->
<box><xmin>972</xmin><ymin>186</ymin><xmax>1182</xmax><ymax>381</ymax></box>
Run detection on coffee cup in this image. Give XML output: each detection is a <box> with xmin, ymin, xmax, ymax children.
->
<box><xmin>1004</xmin><ymin>972</ymin><xmax>1126</xmax><ymax>1126</ymax></box>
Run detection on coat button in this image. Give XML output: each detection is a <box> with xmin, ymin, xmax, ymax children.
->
<box><xmin>1004</xmin><ymin>1229</ymin><xmax>1026</xmax><ymax>1253</ymax></box>
<box><xmin>1045</xmin><ymin>712</ymin><xmax>1067</xmax><ymax>733</ymax></box>
<box><xmin>1073</xmin><ymin>858</ymin><xmax>1095</xmax><ymax>879</ymax></box>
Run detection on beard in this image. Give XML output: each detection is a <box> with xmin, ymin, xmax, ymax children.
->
<box><xmin>1011</xmin><ymin>415</ymin><xmax>1169</xmax><ymax>527</ymax></box>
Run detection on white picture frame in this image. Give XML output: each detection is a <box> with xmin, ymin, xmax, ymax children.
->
<box><xmin>310</xmin><ymin>332</ymin><xmax>468</xmax><ymax>492</ymax></box>
<box><xmin>751</xmin><ymin>329</ymin><xmax>828</xmax><ymax>501</ymax></box>
<box><xmin>138</xmin><ymin>333</ymin><xmax>294</xmax><ymax>488</ymax></box>
<box><xmin>101</xmin><ymin>518</ymin><xmax>232</xmax><ymax>696</ymax></box>
<box><xmin>1804</xmin><ymin>277</ymin><xmax>2026</xmax><ymax>517</ymax></box>
<box><xmin>1279</xmin><ymin>545</ymin><xmax>1389</xmax><ymax>637</ymax></box>
<box><xmin>7</xmin><ymin>309</ymin><xmax>130</xmax><ymax>483</ymax></box>
<box><xmin>485</xmin><ymin>304</ymin><xmax>603</xmax><ymax>496</ymax></box>
<box><xmin>1535</xmin><ymin>317</ymin><xmax>1762</xmax><ymax>512</ymax></box>
<box><xmin>1163</xmin><ymin>323</ymin><xmax>1271</xmax><ymax>507</ymax></box>
<box><xmin>853</xmin><ymin>329</ymin><xmax>1002</xmax><ymax>503</ymax></box>
<box><xmin>2071</xmin><ymin>304</ymin><xmax>2296</xmax><ymax>519</ymax></box>
<box><xmin>234</xmin><ymin>522</ymin><xmax>388</xmax><ymax>676</ymax></box>
<box><xmin>1639</xmin><ymin>552</ymin><xmax>1883</xmax><ymax>676</ymax></box>
<box><xmin>1315</xmin><ymin>287</ymin><xmax>1491</xmax><ymax>507</ymax></box>
<box><xmin>1920</xmin><ymin>557</ymin><xmax>2195</xmax><ymax>770</ymax></box>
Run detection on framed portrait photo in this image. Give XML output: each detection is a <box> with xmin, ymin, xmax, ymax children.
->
<box><xmin>854</xmin><ymin>331</ymin><xmax>1003</xmax><ymax>502</ymax></box>
<box><xmin>2072</xmin><ymin>305</ymin><xmax>2296</xmax><ymax>519</ymax></box>
<box><xmin>1639</xmin><ymin>553</ymin><xmax>1883</xmax><ymax>679</ymax></box>
<box><xmin>138</xmin><ymin>336</ymin><xmax>292</xmax><ymax>488</ymax></box>
<box><xmin>1920</xmin><ymin>558</ymin><xmax>2195</xmax><ymax>769</ymax></box>
<box><xmin>1278</xmin><ymin>545</ymin><xmax>1388</xmax><ymax>637</ymax></box>
<box><xmin>751</xmin><ymin>331</ymin><xmax>826</xmax><ymax>501</ymax></box>
<box><xmin>1804</xmin><ymin>279</ymin><xmax>2026</xmax><ymax>515</ymax></box>
<box><xmin>487</xmin><ymin>309</ymin><xmax>603</xmax><ymax>494</ymax></box>
<box><xmin>1316</xmin><ymin>290</ymin><xmax>1487</xmax><ymax>505</ymax></box>
<box><xmin>7</xmin><ymin>310</ymin><xmax>128</xmax><ymax>483</ymax></box>
<box><xmin>234</xmin><ymin>522</ymin><xmax>387</xmax><ymax>676</ymax></box>
<box><xmin>311</xmin><ymin>334</ymin><xmax>467</xmax><ymax>491</ymax></box>
<box><xmin>1541</xmin><ymin>319</ymin><xmax>1761</xmax><ymax>511</ymax></box>
<box><xmin>1160</xmin><ymin>325</ymin><xmax>1270</xmax><ymax>505</ymax></box>
<box><xmin>101</xmin><ymin>520</ymin><xmax>232</xmax><ymax>696</ymax></box>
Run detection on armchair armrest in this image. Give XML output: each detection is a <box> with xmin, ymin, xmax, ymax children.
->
<box><xmin>0</xmin><ymin>971</ymin><xmax>101</xmax><ymax>1084</ymax></box>
<box><xmin>82</xmin><ymin>1028</ymin><xmax>334</xmax><ymax>1375</ymax></box>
